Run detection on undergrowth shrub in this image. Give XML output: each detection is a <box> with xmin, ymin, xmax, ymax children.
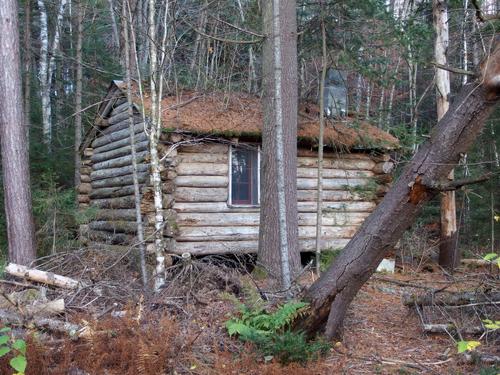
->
<box><xmin>225</xmin><ymin>286</ymin><xmax>330</xmax><ymax>365</ymax></box>
<box><xmin>319</xmin><ymin>248</ymin><xmax>343</xmax><ymax>272</ymax></box>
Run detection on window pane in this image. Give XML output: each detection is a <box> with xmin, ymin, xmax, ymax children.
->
<box><xmin>231</xmin><ymin>147</ymin><xmax>259</xmax><ymax>205</ymax></box>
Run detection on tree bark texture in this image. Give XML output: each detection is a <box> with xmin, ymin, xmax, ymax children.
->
<box><xmin>433</xmin><ymin>0</ymin><xmax>458</xmax><ymax>269</ymax></box>
<box><xmin>74</xmin><ymin>0</ymin><xmax>83</xmax><ymax>186</ymax></box>
<box><xmin>296</xmin><ymin>45</ymin><xmax>500</xmax><ymax>339</ymax></box>
<box><xmin>258</xmin><ymin>0</ymin><xmax>300</xmax><ymax>284</ymax></box>
<box><xmin>0</xmin><ymin>0</ymin><xmax>37</xmax><ymax>264</ymax></box>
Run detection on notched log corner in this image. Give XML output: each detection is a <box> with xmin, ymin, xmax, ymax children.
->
<box><xmin>407</xmin><ymin>176</ymin><xmax>430</xmax><ymax>205</ymax></box>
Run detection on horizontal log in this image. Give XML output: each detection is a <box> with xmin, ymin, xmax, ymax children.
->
<box><xmin>93</xmin><ymin>132</ymin><xmax>148</xmax><ymax>154</ymax></box>
<box><xmin>92</xmin><ymin>142</ymin><xmax>149</xmax><ymax>166</ymax></box>
<box><xmin>92</xmin><ymin>195</ymin><xmax>136</xmax><ymax>209</ymax></box>
<box><xmin>176</xmin><ymin>225</ymin><xmax>358</xmax><ymax>242</ymax></box>
<box><xmin>297</xmin><ymin>177</ymin><xmax>369</xmax><ymax>190</ymax></box>
<box><xmin>92</xmin><ymin>123</ymin><xmax>146</xmax><ymax>148</ymax></box>
<box><xmin>175</xmin><ymin>187</ymin><xmax>227</xmax><ymax>202</ymax></box>
<box><xmin>373</xmin><ymin>161</ymin><xmax>395</xmax><ymax>174</ymax></box>
<box><xmin>92</xmin><ymin>151</ymin><xmax>149</xmax><ymax>171</ymax></box>
<box><xmin>403</xmin><ymin>291</ymin><xmax>500</xmax><ymax>307</ymax></box>
<box><xmin>172</xmin><ymin>201</ymin><xmax>375</xmax><ymax>213</ymax></box>
<box><xmin>178</xmin><ymin>152</ymin><xmax>228</xmax><ymax>164</ymax></box>
<box><xmin>95</xmin><ymin>209</ymin><xmax>137</xmax><ymax>221</ymax></box>
<box><xmin>297</xmin><ymin>149</ymin><xmax>374</xmax><ymax>160</ymax></box>
<box><xmin>177</xmin><ymin>212</ymin><xmax>369</xmax><ymax>227</ymax></box>
<box><xmin>101</xmin><ymin>117</ymin><xmax>143</xmax><ymax>135</ymax></box>
<box><xmin>109</xmin><ymin>100</ymin><xmax>130</xmax><ymax>118</ymax></box>
<box><xmin>91</xmin><ymin>172</ymin><xmax>148</xmax><ymax>189</ymax></box>
<box><xmin>89</xmin><ymin>220</ymin><xmax>139</xmax><ymax>234</ymax></box>
<box><xmin>297</xmin><ymin>167</ymin><xmax>374</xmax><ymax>179</ymax></box>
<box><xmin>297</xmin><ymin>190</ymin><xmax>363</xmax><ymax>202</ymax></box>
<box><xmin>298</xmin><ymin>201</ymin><xmax>376</xmax><ymax>212</ymax></box>
<box><xmin>78</xmin><ymin>183</ymin><xmax>92</xmax><ymax>195</ymax></box>
<box><xmin>91</xmin><ymin>163</ymin><xmax>149</xmax><ymax>181</ymax></box>
<box><xmin>177</xmin><ymin>162</ymin><xmax>228</xmax><ymax>176</ymax></box>
<box><xmin>5</xmin><ymin>263</ymin><xmax>82</xmax><ymax>289</ymax></box>
<box><xmin>175</xmin><ymin>175</ymin><xmax>228</xmax><ymax>188</ymax></box>
<box><xmin>87</xmin><ymin>229</ymin><xmax>134</xmax><ymax>245</ymax></box>
<box><xmin>298</xmin><ymin>156</ymin><xmax>375</xmax><ymax>170</ymax></box>
<box><xmin>78</xmin><ymin>194</ymin><xmax>90</xmax><ymax>204</ymax></box>
<box><xmin>90</xmin><ymin>186</ymin><xmax>136</xmax><ymax>199</ymax></box>
<box><xmin>173</xmin><ymin>238</ymin><xmax>351</xmax><ymax>255</ymax></box>
<box><xmin>179</xmin><ymin>143</ymin><xmax>228</xmax><ymax>154</ymax></box>
<box><xmin>107</xmin><ymin>110</ymin><xmax>136</xmax><ymax>127</ymax></box>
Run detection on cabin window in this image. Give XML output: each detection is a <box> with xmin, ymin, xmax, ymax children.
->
<box><xmin>230</xmin><ymin>146</ymin><xmax>260</xmax><ymax>206</ymax></box>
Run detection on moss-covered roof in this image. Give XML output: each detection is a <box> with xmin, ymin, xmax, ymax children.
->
<box><xmin>113</xmin><ymin>81</ymin><xmax>399</xmax><ymax>151</ymax></box>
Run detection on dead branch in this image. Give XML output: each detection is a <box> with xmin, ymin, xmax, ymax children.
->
<box><xmin>426</xmin><ymin>173</ymin><xmax>492</xmax><ymax>191</ymax></box>
<box><xmin>5</xmin><ymin>263</ymin><xmax>85</xmax><ymax>289</ymax></box>
<box><xmin>431</xmin><ymin>62</ymin><xmax>476</xmax><ymax>76</ymax></box>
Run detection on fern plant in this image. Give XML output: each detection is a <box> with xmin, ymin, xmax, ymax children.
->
<box><xmin>226</xmin><ymin>299</ymin><xmax>329</xmax><ymax>364</ymax></box>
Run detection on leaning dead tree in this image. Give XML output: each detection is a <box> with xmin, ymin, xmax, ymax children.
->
<box><xmin>297</xmin><ymin>38</ymin><xmax>500</xmax><ymax>340</ymax></box>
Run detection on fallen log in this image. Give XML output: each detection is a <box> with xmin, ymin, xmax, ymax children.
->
<box><xmin>5</xmin><ymin>263</ymin><xmax>83</xmax><ymax>289</ymax></box>
<box><xmin>0</xmin><ymin>308</ymin><xmax>90</xmax><ymax>338</ymax></box>
<box><xmin>402</xmin><ymin>291</ymin><xmax>500</xmax><ymax>307</ymax></box>
<box><xmin>422</xmin><ymin>323</ymin><xmax>485</xmax><ymax>335</ymax></box>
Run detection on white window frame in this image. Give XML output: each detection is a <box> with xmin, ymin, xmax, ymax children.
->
<box><xmin>228</xmin><ymin>144</ymin><xmax>260</xmax><ymax>207</ymax></box>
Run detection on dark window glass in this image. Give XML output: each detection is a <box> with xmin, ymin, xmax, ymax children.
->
<box><xmin>231</xmin><ymin>147</ymin><xmax>259</xmax><ymax>205</ymax></box>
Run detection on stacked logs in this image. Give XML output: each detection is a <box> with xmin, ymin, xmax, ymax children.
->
<box><xmin>82</xmin><ymin>95</ymin><xmax>152</xmax><ymax>247</ymax></box>
<box><xmin>371</xmin><ymin>153</ymin><xmax>394</xmax><ymax>203</ymax></box>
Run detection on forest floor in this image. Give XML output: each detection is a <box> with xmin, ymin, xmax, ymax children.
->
<box><xmin>0</xmin><ymin>249</ymin><xmax>498</xmax><ymax>374</ymax></box>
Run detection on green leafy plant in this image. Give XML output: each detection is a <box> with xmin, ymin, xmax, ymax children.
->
<box><xmin>482</xmin><ymin>253</ymin><xmax>500</xmax><ymax>269</ymax></box>
<box><xmin>0</xmin><ymin>327</ymin><xmax>27</xmax><ymax>375</ymax></box>
<box><xmin>226</xmin><ymin>298</ymin><xmax>330</xmax><ymax>364</ymax></box>
<box><xmin>456</xmin><ymin>340</ymin><xmax>481</xmax><ymax>353</ymax></box>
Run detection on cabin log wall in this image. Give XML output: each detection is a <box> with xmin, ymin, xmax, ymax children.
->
<box><xmin>171</xmin><ymin>141</ymin><xmax>394</xmax><ymax>255</ymax></box>
<box><xmin>79</xmin><ymin>98</ymin><xmax>151</xmax><ymax>248</ymax></box>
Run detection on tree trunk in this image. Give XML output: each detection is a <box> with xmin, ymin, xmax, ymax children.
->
<box><xmin>0</xmin><ymin>0</ymin><xmax>37</xmax><ymax>265</ymax></box>
<box><xmin>258</xmin><ymin>0</ymin><xmax>300</xmax><ymax>287</ymax></box>
<box><xmin>433</xmin><ymin>0</ymin><xmax>458</xmax><ymax>269</ymax></box>
<box><xmin>37</xmin><ymin>0</ymin><xmax>50</xmax><ymax>146</ymax></box>
<box><xmin>124</xmin><ymin>0</ymin><xmax>147</xmax><ymax>286</ymax></box>
<box><xmin>315</xmin><ymin>17</ymin><xmax>327</xmax><ymax>275</ymax></box>
<box><xmin>23</xmin><ymin>0</ymin><xmax>31</xmax><ymax>143</ymax></box>
<box><xmin>148</xmin><ymin>0</ymin><xmax>168</xmax><ymax>291</ymax></box>
<box><xmin>74</xmin><ymin>0</ymin><xmax>83</xmax><ymax>186</ymax></box>
<box><xmin>296</xmin><ymin>43</ymin><xmax>500</xmax><ymax>340</ymax></box>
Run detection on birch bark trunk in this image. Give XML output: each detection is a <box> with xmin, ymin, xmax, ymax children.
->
<box><xmin>123</xmin><ymin>1</ymin><xmax>147</xmax><ymax>286</ymax></box>
<box><xmin>0</xmin><ymin>0</ymin><xmax>37</xmax><ymax>264</ymax></box>
<box><xmin>315</xmin><ymin>17</ymin><xmax>327</xmax><ymax>276</ymax></box>
<box><xmin>148</xmin><ymin>0</ymin><xmax>167</xmax><ymax>291</ymax></box>
<box><xmin>37</xmin><ymin>0</ymin><xmax>67</xmax><ymax>148</ymax></box>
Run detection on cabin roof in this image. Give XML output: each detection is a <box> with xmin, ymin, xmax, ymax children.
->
<box><xmin>93</xmin><ymin>80</ymin><xmax>399</xmax><ymax>151</ymax></box>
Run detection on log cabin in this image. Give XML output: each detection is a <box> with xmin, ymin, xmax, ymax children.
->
<box><xmin>78</xmin><ymin>80</ymin><xmax>399</xmax><ymax>256</ymax></box>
